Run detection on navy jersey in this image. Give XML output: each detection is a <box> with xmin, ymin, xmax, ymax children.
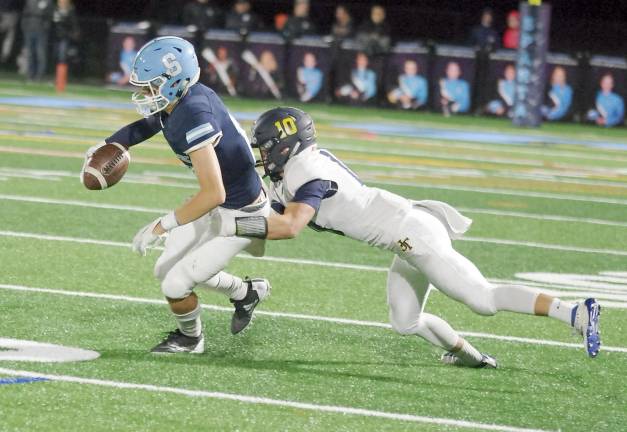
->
<box><xmin>107</xmin><ymin>83</ymin><xmax>261</xmax><ymax>209</ymax></box>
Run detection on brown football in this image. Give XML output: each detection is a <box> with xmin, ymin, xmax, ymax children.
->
<box><xmin>82</xmin><ymin>142</ymin><xmax>130</xmax><ymax>190</ymax></box>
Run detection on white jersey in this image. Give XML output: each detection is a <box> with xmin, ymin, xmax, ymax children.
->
<box><xmin>269</xmin><ymin>147</ymin><xmax>413</xmax><ymax>250</ymax></box>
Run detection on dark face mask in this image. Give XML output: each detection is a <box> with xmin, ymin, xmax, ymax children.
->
<box><xmin>257</xmin><ymin>138</ymin><xmax>299</xmax><ymax>182</ymax></box>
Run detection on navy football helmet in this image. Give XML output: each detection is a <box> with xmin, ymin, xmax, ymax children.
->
<box><xmin>251</xmin><ymin>107</ymin><xmax>317</xmax><ymax>181</ymax></box>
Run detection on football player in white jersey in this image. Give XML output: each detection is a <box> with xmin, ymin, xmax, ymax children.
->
<box><xmin>215</xmin><ymin>107</ymin><xmax>602</xmax><ymax>367</ymax></box>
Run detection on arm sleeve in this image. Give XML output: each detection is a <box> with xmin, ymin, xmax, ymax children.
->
<box><xmin>179</xmin><ymin>111</ymin><xmax>223</xmax><ymax>154</ymax></box>
<box><xmin>105</xmin><ymin>115</ymin><xmax>162</xmax><ymax>148</ymax></box>
<box><xmin>292</xmin><ymin>179</ymin><xmax>331</xmax><ymax>212</ymax></box>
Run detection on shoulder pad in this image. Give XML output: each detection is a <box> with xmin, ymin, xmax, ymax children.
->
<box><xmin>283</xmin><ymin>150</ymin><xmax>326</xmax><ymax>197</ymax></box>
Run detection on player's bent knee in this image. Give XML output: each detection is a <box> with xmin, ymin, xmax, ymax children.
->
<box><xmin>389</xmin><ymin>310</ymin><xmax>422</xmax><ymax>335</ymax></box>
<box><xmin>390</xmin><ymin>320</ymin><xmax>419</xmax><ymax>335</ymax></box>
<box><xmin>153</xmin><ymin>262</ymin><xmax>168</xmax><ymax>282</ymax></box>
<box><xmin>466</xmin><ymin>294</ymin><xmax>497</xmax><ymax>316</ymax></box>
<box><xmin>161</xmin><ymin>273</ymin><xmax>193</xmax><ymax>300</ymax></box>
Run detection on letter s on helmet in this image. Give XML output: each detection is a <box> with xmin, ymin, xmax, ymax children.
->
<box><xmin>130</xmin><ymin>36</ymin><xmax>200</xmax><ymax>117</ymax></box>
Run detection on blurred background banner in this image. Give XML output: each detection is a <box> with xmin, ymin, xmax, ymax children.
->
<box><xmin>333</xmin><ymin>38</ymin><xmax>384</xmax><ymax>106</ymax></box>
<box><xmin>201</xmin><ymin>30</ymin><xmax>243</xmax><ymax>97</ymax></box>
<box><xmin>385</xmin><ymin>41</ymin><xmax>430</xmax><ymax>110</ymax></box>
<box><xmin>483</xmin><ymin>49</ymin><xmax>517</xmax><ymax>118</ymax></box>
<box><xmin>240</xmin><ymin>31</ymin><xmax>285</xmax><ymax>100</ymax></box>
<box><xmin>512</xmin><ymin>2</ymin><xmax>551</xmax><ymax>127</ymax></box>
<box><xmin>106</xmin><ymin>22</ymin><xmax>150</xmax><ymax>87</ymax></box>
<box><xmin>431</xmin><ymin>44</ymin><xmax>475</xmax><ymax>116</ymax></box>
<box><xmin>585</xmin><ymin>55</ymin><xmax>626</xmax><ymax>127</ymax></box>
<box><xmin>156</xmin><ymin>25</ymin><xmax>195</xmax><ymax>40</ymax></box>
<box><xmin>286</xmin><ymin>36</ymin><xmax>330</xmax><ymax>103</ymax></box>
<box><xmin>541</xmin><ymin>52</ymin><xmax>579</xmax><ymax>122</ymax></box>
<box><xmin>94</xmin><ymin>0</ymin><xmax>625</xmax><ymax>128</ymax></box>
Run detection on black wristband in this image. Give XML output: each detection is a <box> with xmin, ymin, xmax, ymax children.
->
<box><xmin>235</xmin><ymin>216</ymin><xmax>268</xmax><ymax>239</ymax></box>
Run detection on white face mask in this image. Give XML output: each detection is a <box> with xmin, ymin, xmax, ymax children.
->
<box><xmin>130</xmin><ymin>75</ymin><xmax>170</xmax><ymax>117</ymax></box>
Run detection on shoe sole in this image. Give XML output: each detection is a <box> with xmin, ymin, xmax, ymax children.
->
<box><xmin>150</xmin><ymin>336</ymin><xmax>205</xmax><ymax>354</ymax></box>
<box><xmin>440</xmin><ymin>352</ymin><xmax>498</xmax><ymax>369</ymax></box>
<box><xmin>583</xmin><ymin>299</ymin><xmax>601</xmax><ymax>358</ymax></box>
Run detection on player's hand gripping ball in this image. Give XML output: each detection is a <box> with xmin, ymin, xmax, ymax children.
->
<box><xmin>81</xmin><ymin>142</ymin><xmax>130</xmax><ymax>190</ymax></box>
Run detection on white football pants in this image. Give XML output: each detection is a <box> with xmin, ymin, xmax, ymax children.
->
<box><xmin>387</xmin><ymin>208</ymin><xmax>539</xmax><ymax>350</ymax></box>
<box><xmin>154</xmin><ymin>198</ymin><xmax>269</xmax><ymax>300</ymax></box>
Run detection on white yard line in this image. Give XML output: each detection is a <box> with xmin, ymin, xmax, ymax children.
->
<box><xmin>324</xmin><ymin>130</ymin><xmax>627</xmax><ymax>164</ymax></box>
<box><xmin>0</xmin><ymin>194</ymin><xmax>169</xmax><ymax>214</ymax></box>
<box><xmin>457</xmin><ymin>207</ymin><xmax>627</xmax><ymax>228</ymax></box>
<box><xmin>0</xmin><ymin>163</ymin><xmax>627</xmax><ymax>206</ymax></box>
<box><xmin>0</xmin><ymin>367</ymin><xmax>553</xmax><ymax>432</ymax></box>
<box><xmin>3</xmin><ymin>192</ymin><xmax>627</xmax><ymax>228</ymax></box>
<box><xmin>326</xmin><ymin>143</ymin><xmax>545</xmax><ymax>167</ymax></box>
<box><xmin>2</xmin><ymin>228</ymin><xmax>627</xmax><ymax>259</ymax></box>
<box><xmin>2</xmin><ymin>106</ymin><xmax>626</xmax><ymax>165</ymax></box>
<box><xmin>1</xmin><ymin>284</ymin><xmax>626</xmax><ymax>354</ymax></box>
<box><xmin>3</xmin><ymin>230</ymin><xmax>626</xmax><ymax>307</ymax></box>
<box><xmin>0</xmin><ymin>229</ymin><xmax>389</xmax><ymax>272</ymax></box>
<box><xmin>6</xmin><ymin>142</ymin><xmax>627</xmax><ymax>195</ymax></box>
<box><xmin>462</xmin><ymin>236</ymin><xmax>627</xmax><ymax>257</ymax></box>
<box><xmin>369</xmin><ymin>179</ymin><xmax>627</xmax><ymax>206</ymax></box>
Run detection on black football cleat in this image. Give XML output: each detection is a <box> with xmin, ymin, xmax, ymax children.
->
<box><xmin>150</xmin><ymin>329</ymin><xmax>204</xmax><ymax>354</ymax></box>
<box><xmin>230</xmin><ymin>278</ymin><xmax>271</xmax><ymax>335</ymax></box>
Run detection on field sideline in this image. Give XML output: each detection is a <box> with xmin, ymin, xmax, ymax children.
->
<box><xmin>0</xmin><ymin>80</ymin><xmax>626</xmax><ymax>431</ymax></box>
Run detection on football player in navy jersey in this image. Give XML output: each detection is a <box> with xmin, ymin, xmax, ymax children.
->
<box><xmin>215</xmin><ymin>107</ymin><xmax>602</xmax><ymax>366</ymax></box>
<box><xmin>82</xmin><ymin>36</ymin><xmax>271</xmax><ymax>353</ymax></box>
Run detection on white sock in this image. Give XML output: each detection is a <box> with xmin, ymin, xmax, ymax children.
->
<box><xmin>174</xmin><ymin>305</ymin><xmax>202</xmax><ymax>337</ymax></box>
<box><xmin>203</xmin><ymin>271</ymin><xmax>248</xmax><ymax>300</ymax></box>
<box><xmin>410</xmin><ymin>314</ymin><xmax>483</xmax><ymax>366</ymax></box>
<box><xmin>452</xmin><ymin>338</ymin><xmax>483</xmax><ymax>366</ymax></box>
<box><xmin>548</xmin><ymin>298</ymin><xmax>576</xmax><ymax>326</ymax></box>
<box><xmin>414</xmin><ymin>313</ymin><xmax>461</xmax><ymax>351</ymax></box>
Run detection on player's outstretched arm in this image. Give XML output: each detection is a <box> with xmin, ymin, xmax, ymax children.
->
<box><xmin>215</xmin><ymin>201</ymin><xmax>315</xmax><ymax>241</ymax></box>
<box><xmin>266</xmin><ymin>202</ymin><xmax>316</xmax><ymax>240</ymax></box>
<box><xmin>106</xmin><ymin>115</ymin><xmax>163</xmax><ymax>149</ymax></box>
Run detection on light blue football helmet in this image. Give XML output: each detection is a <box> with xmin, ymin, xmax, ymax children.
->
<box><xmin>130</xmin><ymin>36</ymin><xmax>200</xmax><ymax>117</ymax></box>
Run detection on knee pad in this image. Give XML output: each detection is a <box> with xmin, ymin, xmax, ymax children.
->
<box><xmin>161</xmin><ymin>269</ymin><xmax>193</xmax><ymax>300</ymax></box>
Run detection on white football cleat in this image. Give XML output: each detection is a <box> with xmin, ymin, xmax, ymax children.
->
<box><xmin>573</xmin><ymin>298</ymin><xmax>601</xmax><ymax>358</ymax></box>
<box><xmin>441</xmin><ymin>352</ymin><xmax>498</xmax><ymax>369</ymax></box>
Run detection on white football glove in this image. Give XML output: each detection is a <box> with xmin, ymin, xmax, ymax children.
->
<box><xmin>80</xmin><ymin>141</ymin><xmax>106</xmax><ymax>183</ymax></box>
<box><xmin>132</xmin><ymin>217</ymin><xmax>166</xmax><ymax>256</ymax></box>
<box><xmin>212</xmin><ymin>211</ymin><xmax>236</xmax><ymax>238</ymax></box>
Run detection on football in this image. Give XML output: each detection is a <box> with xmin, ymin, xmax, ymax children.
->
<box><xmin>82</xmin><ymin>142</ymin><xmax>130</xmax><ymax>190</ymax></box>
